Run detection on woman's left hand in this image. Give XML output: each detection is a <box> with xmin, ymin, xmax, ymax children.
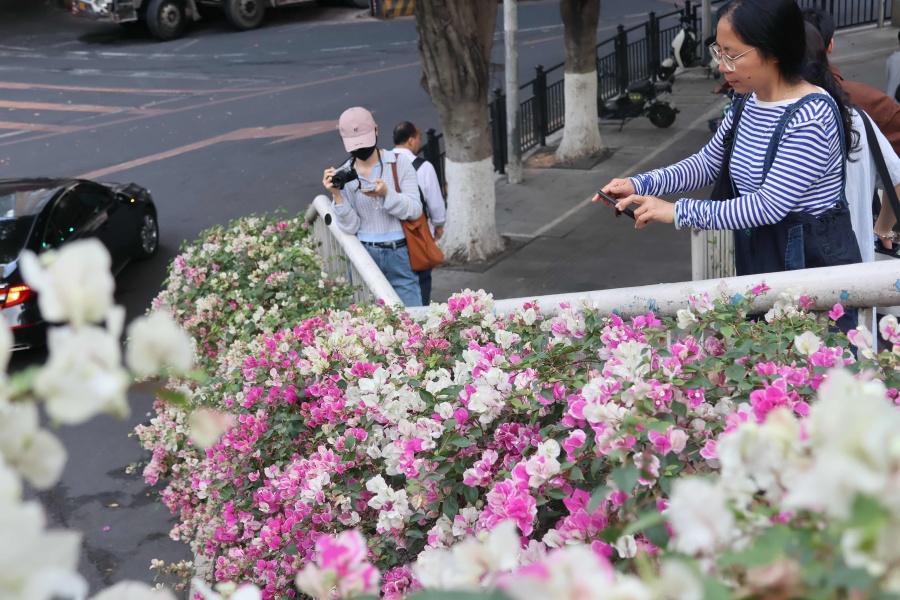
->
<box><xmin>615</xmin><ymin>195</ymin><xmax>675</xmax><ymax>229</ymax></box>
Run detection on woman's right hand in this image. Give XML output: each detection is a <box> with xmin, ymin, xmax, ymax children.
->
<box><xmin>322</xmin><ymin>168</ymin><xmax>339</xmax><ymax>195</ymax></box>
<box><xmin>592</xmin><ymin>178</ymin><xmax>636</xmax><ymax>205</ymax></box>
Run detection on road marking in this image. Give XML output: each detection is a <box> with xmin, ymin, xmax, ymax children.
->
<box><xmin>0</xmin><ymin>100</ymin><xmax>168</xmax><ymax>115</ymax></box>
<box><xmin>319</xmin><ymin>44</ymin><xmax>370</xmax><ymax>52</ymax></box>
<box><xmin>0</xmin><ymin>60</ymin><xmax>419</xmax><ymax>149</ymax></box>
<box><xmin>0</xmin><ymin>80</ymin><xmax>278</xmax><ymax>95</ymax></box>
<box><xmin>0</xmin><ymin>121</ymin><xmax>84</xmax><ymax>133</ymax></box>
<box><xmin>78</xmin><ymin>120</ymin><xmax>338</xmax><ymax>180</ymax></box>
<box><xmin>526</xmin><ymin>102</ymin><xmax>725</xmax><ymax>240</ymax></box>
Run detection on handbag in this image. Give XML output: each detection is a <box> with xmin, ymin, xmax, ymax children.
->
<box><xmin>391</xmin><ymin>161</ymin><xmax>444</xmax><ymax>271</ymax></box>
<box><xmin>857</xmin><ymin>108</ymin><xmax>900</xmax><ymax>258</ymax></box>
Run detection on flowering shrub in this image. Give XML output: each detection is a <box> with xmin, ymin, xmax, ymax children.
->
<box><xmin>141</xmin><ymin>277</ymin><xmax>900</xmax><ymax>598</ymax></box>
<box><xmin>133</xmin><ymin>213</ymin><xmax>355</xmax><ymax>487</ymax></box>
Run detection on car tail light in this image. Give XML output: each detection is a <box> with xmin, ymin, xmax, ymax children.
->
<box><xmin>1</xmin><ymin>284</ymin><xmax>36</xmax><ymax>308</ymax></box>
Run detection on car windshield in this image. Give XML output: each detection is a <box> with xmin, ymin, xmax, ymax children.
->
<box><xmin>0</xmin><ymin>217</ymin><xmax>36</xmax><ymax>264</ymax></box>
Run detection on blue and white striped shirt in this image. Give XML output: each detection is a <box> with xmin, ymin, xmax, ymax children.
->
<box><xmin>332</xmin><ymin>149</ymin><xmax>422</xmax><ymax>242</ymax></box>
<box><xmin>631</xmin><ymin>93</ymin><xmax>844</xmax><ymax>230</ymax></box>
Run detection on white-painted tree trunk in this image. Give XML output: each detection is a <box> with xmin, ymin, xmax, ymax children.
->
<box><xmin>440</xmin><ymin>157</ymin><xmax>504</xmax><ymax>263</ymax></box>
<box><xmin>556</xmin><ymin>72</ymin><xmax>605</xmax><ymax>162</ymax></box>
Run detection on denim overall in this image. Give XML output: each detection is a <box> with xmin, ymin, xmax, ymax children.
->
<box><xmin>728</xmin><ymin>93</ymin><xmax>861</xmax><ymax>332</ymax></box>
<box><xmin>730</xmin><ymin>93</ymin><xmax>861</xmax><ymax>276</ymax></box>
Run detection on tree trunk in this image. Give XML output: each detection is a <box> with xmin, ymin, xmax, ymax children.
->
<box><xmin>556</xmin><ymin>0</ymin><xmax>605</xmax><ymax>163</ymax></box>
<box><xmin>416</xmin><ymin>0</ymin><xmax>504</xmax><ymax>263</ymax></box>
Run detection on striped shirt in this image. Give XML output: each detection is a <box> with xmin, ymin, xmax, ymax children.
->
<box><xmin>632</xmin><ymin>92</ymin><xmax>844</xmax><ymax>231</ymax></box>
<box><xmin>332</xmin><ymin>149</ymin><xmax>422</xmax><ymax>242</ymax></box>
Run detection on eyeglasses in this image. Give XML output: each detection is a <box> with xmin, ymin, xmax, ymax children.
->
<box><xmin>708</xmin><ymin>43</ymin><xmax>756</xmax><ymax>72</ymax></box>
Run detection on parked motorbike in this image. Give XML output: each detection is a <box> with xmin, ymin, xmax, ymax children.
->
<box><xmin>658</xmin><ymin>10</ymin><xmax>700</xmax><ymax>80</ymax></box>
<box><xmin>597</xmin><ymin>71</ymin><xmax>679</xmax><ymax>131</ymax></box>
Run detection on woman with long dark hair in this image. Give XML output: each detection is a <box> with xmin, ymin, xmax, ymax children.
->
<box><xmin>803</xmin><ymin>21</ymin><xmax>899</xmax><ymax>263</ymax></box>
<box><xmin>595</xmin><ymin>0</ymin><xmax>861</xmax><ymax>279</ymax></box>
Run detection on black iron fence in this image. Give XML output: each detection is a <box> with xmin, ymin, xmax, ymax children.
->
<box><xmin>421</xmin><ymin>0</ymin><xmax>892</xmax><ymax>186</ymax></box>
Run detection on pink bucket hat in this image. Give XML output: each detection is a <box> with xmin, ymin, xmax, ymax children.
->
<box><xmin>338</xmin><ymin>107</ymin><xmax>377</xmax><ymax>152</ymax></box>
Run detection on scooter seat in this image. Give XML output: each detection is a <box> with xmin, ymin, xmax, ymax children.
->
<box><xmin>627</xmin><ymin>79</ymin><xmax>653</xmax><ymax>94</ymax></box>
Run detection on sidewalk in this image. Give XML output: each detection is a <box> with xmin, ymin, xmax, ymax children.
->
<box><xmin>430</xmin><ymin>23</ymin><xmax>900</xmax><ymax>305</ymax></box>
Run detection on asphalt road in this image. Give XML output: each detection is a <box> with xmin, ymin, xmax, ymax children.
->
<box><xmin>0</xmin><ymin>0</ymin><xmax>692</xmax><ymax>594</ymax></box>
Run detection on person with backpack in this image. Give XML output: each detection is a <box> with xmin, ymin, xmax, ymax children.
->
<box><xmin>594</xmin><ymin>0</ymin><xmax>861</xmax><ymax>331</ymax></box>
<box><xmin>802</xmin><ymin>7</ymin><xmax>900</xmax><ymax>155</ymax></box>
<box><xmin>392</xmin><ymin>121</ymin><xmax>446</xmax><ymax>305</ymax></box>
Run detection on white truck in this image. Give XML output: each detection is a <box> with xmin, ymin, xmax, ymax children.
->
<box><xmin>72</xmin><ymin>0</ymin><xmax>368</xmax><ymax>41</ymax></box>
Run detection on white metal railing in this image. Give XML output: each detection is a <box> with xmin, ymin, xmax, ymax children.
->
<box><xmin>303</xmin><ymin>194</ymin><xmax>900</xmax><ymax>327</ymax></box>
<box><xmin>403</xmin><ymin>261</ymin><xmax>900</xmax><ymax>325</ymax></box>
<box><xmin>304</xmin><ymin>195</ymin><xmax>402</xmax><ymax>306</ymax></box>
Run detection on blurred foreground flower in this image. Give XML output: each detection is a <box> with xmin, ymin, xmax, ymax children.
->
<box><xmin>295</xmin><ymin>530</ymin><xmax>380</xmax><ymax>600</ymax></box>
<box><xmin>19</xmin><ymin>238</ymin><xmax>115</xmax><ymax>330</ymax></box>
<box><xmin>126</xmin><ymin>311</ymin><xmax>194</xmax><ymax>377</ymax></box>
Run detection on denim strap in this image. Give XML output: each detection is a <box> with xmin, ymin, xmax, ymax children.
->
<box><xmin>761</xmin><ymin>93</ymin><xmax>848</xmax><ymax>207</ymax></box>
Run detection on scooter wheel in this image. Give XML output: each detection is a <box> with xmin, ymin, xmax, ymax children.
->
<box><xmin>657</xmin><ymin>65</ymin><xmax>676</xmax><ymax>81</ymax></box>
<box><xmin>648</xmin><ymin>104</ymin><xmax>677</xmax><ymax>128</ymax></box>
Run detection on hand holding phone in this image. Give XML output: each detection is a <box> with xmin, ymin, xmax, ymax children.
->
<box><xmin>596</xmin><ymin>189</ymin><xmax>635</xmax><ymax>220</ymax></box>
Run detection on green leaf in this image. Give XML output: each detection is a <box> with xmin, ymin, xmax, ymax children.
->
<box><xmin>720</xmin><ymin>325</ymin><xmax>734</xmax><ymax>339</ymax></box>
<box><xmin>448</xmin><ymin>435</ymin><xmax>473</xmax><ymax>448</ymax></box>
<box><xmin>725</xmin><ymin>364</ymin><xmax>746</xmax><ymax>382</ymax></box>
<box><xmin>569</xmin><ymin>466</ymin><xmax>584</xmax><ymax>481</ymax></box>
<box><xmin>611</xmin><ymin>465</ymin><xmax>640</xmax><ymax>494</ymax></box>
<box><xmin>588</xmin><ymin>485</ymin><xmax>610</xmax><ymax>513</ymax></box>
<box><xmin>623</xmin><ymin>510</ymin><xmax>666</xmax><ymax>536</ymax></box>
<box><xmin>284</xmin><ymin>544</ymin><xmax>299</xmax><ymax>556</ymax></box>
<box><xmin>547</xmin><ymin>488</ymin><xmax>567</xmax><ymax>500</ymax></box>
<box><xmin>405</xmin><ymin>529</ymin><xmax>424</xmax><ymax>539</ymax></box>
<box><xmin>462</xmin><ymin>485</ymin><xmax>479</xmax><ymax>506</ymax></box>
<box><xmin>702</xmin><ymin>577</ymin><xmax>731</xmax><ymax>600</ymax></box>
<box><xmin>442</xmin><ymin>495</ymin><xmax>459</xmax><ymax>518</ymax></box>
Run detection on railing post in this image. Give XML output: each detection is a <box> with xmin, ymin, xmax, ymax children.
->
<box><xmin>648</xmin><ymin>12</ymin><xmax>659</xmax><ymax>81</ymax></box>
<box><xmin>490</xmin><ymin>88</ymin><xmax>507</xmax><ymax>174</ymax></box>
<box><xmin>533</xmin><ymin>65</ymin><xmax>548</xmax><ymax>147</ymax></box>
<box><xmin>614</xmin><ymin>24</ymin><xmax>629</xmax><ymax>93</ymax></box>
<box><xmin>423</xmin><ymin>128</ymin><xmax>444</xmax><ymax>192</ymax></box>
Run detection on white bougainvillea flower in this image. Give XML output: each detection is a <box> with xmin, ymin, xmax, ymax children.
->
<box><xmin>658</xmin><ymin>560</ymin><xmax>704</xmax><ymax>600</ymax></box>
<box><xmin>499</xmin><ymin>545</ymin><xmax>618</xmax><ymax>600</ymax></box>
<box><xmin>414</xmin><ymin>520</ymin><xmax>520</xmax><ymax>590</ymax></box>
<box><xmin>0</xmin><ymin>457</ymin><xmax>23</xmax><ymax>504</ymax></box>
<box><xmin>793</xmin><ymin>331</ymin><xmax>822</xmax><ymax>356</ymax></box>
<box><xmin>19</xmin><ymin>238</ymin><xmax>115</xmax><ymax>329</ymax></box>
<box><xmin>0</xmin><ymin>401</ymin><xmax>66</xmax><ymax>489</ymax></box>
<box><xmin>91</xmin><ymin>581</ymin><xmax>177</xmax><ymax>600</ymax></box>
<box><xmin>879</xmin><ymin>314</ymin><xmax>900</xmax><ymax>345</ymax></box>
<box><xmin>784</xmin><ymin>370</ymin><xmax>898</xmax><ymax>519</ymax></box>
<box><xmin>0</xmin><ymin>499</ymin><xmax>85</xmax><ymax>600</ymax></box>
<box><xmin>34</xmin><ymin>325</ymin><xmax>130</xmax><ymax>425</ymax></box>
<box><xmin>191</xmin><ymin>580</ymin><xmax>261</xmax><ymax>600</ymax></box>
<box><xmin>188</xmin><ymin>409</ymin><xmax>236</xmax><ymax>448</ymax></box>
<box><xmin>666</xmin><ymin>477</ymin><xmax>735</xmax><ymax>556</ymax></box>
<box><xmin>126</xmin><ymin>311</ymin><xmax>194</xmax><ymax>377</ymax></box>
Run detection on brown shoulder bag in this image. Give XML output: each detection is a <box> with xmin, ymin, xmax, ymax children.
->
<box><xmin>391</xmin><ymin>161</ymin><xmax>444</xmax><ymax>271</ymax></box>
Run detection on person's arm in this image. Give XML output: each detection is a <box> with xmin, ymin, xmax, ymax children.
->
<box><xmin>323</xmin><ymin>167</ymin><xmax>361</xmax><ymax>234</ymax></box>
<box><xmin>885</xmin><ymin>54</ymin><xmax>900</xmax><ymax>99</ymax></box>
<box><xmin>420</xmin><ymin>161</ymin><xmax>446</xmax><ymax>238</ymax></box>
<box><xmin>677</xmin><ymin>102</ymin><xmax>838</xmax><ymax>230</ymax></box>
<box><xmin>382</xmin><ymin>155</ymin><xmax>423</xmax><ymax>221</ymax></box>
<box><xmin>629</xmin><ymin>105</ymin><xmax>734</xmax><ymax>197</ymax></box>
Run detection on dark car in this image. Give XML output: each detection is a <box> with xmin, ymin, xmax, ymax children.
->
<box><xmin>0</xmin><ymin>178</ymin><xmax>159</xmax><ymax>349</ymax></box>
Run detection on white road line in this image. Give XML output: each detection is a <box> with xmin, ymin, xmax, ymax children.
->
<box><xmin>319</xmin><ymin>44</ymin><xmax>370</xmax><ymax>52</ymax></box>
<box><xmin>526</xmin><ymin>102</ymin><xmax>725</xmax><ymax>240</ymax></box>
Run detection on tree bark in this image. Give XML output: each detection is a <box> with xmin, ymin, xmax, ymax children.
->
<box><xmin>556</xmin><ymin>0</ymin><xmax>605</xmax><ymax>163</ymax></box>
<box><xmin>416</xmin><ymin>0</ymin><xmax>504</xmax><ymax>263</ymax></box>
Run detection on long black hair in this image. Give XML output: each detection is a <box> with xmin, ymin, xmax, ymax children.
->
<box><xmin>802</xmin><ymin>21</ymin><xmax>859</xmax><ymax>157</ymax></box>
<box><xmin>717</xmin><ymin>0</ymin><xmax>854</xmax><ymax>156</ymax></box>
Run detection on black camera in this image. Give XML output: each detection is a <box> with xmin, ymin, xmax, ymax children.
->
<box><xmin>331</xmin><ymin>165</ymin><xmax>359</xmax><ymax>190</ymax></box>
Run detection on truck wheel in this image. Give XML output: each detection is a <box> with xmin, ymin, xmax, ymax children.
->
<box><xmin>145</xmin><ymin>0</ymin><xmax>186</xmax><ymax>40</ymax></box>
<box><xmin>224</xmin><ymin>0</ymin><xmax>266</xmax><ymax>30</ymax></box>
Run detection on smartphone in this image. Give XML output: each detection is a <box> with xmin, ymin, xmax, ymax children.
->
<box><xmin>596</xmin><ymin>190</ymin><xmax>635</xmax><ymax>220</ymax></box>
